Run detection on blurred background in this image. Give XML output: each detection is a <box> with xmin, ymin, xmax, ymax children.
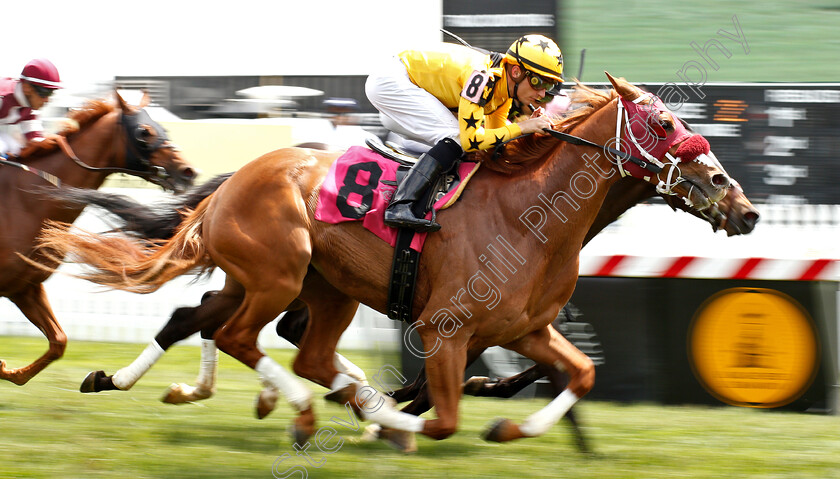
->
<box><xmin>1</xmin><ymin>1</ymin><xmax>839</xmax><ymax>476</ymax></box>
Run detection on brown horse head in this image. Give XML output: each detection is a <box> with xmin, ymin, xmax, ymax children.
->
<box><xmin>664</xmin><ymin>178</ymin><xmax>760</xmax><ymax>235</ymax></box>
<box><xmin>115</xmin><ymin>90</ymin><xmax>197</xmax><ymax>192</ymax></box>
<box><xmin>604</xmin><ymin>72</ymin><xmax>730</xmax><ymax>211</ymax></box>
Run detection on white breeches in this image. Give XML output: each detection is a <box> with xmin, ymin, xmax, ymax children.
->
<box><xmin>365</xmin><ymin>57</ymin><xmax>460</xmax><ymax>149</ymax></box>
<box><xmin>0</xmin><ymin>129</ymin><xmax>23</xmax><ymax>157</ymax></box>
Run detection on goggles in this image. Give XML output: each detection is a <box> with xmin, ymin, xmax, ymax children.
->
<box><xmin>524</xmin><ymin>70</ymin><xmax>557</xmax><ymax>91</ymax></box>
<box><xmin>31</xmin><ymin>84</ymin><xmax>56</xmax><ymax>99</ymax></box>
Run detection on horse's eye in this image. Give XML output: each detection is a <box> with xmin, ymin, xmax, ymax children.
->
<box><xmin>135</xmin><ymin>126</ymin><xmax>154</xmax><ymax>144</ymax></box>
<box><xmin>648</xmin><ymin>115</ymin><xmax>668</xmax><ymax>138</ymax></box>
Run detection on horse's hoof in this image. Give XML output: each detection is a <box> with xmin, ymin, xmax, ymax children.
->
<box><xmin>324</xmin><ymin>383</ymin><xmax>355</xmax><ymax>405</ymax></box>
<box><xmin>256</xmin><ymin>387</ymin><xmax>279</xmax><ymax>420</ymax></box>
<box><xmin>378</xmin><ymin>427</ymin><xmax>417</xmax><ymax>453</ymax></box>
<box><xmin>360</xmin><ymin>424</ymin><xmax>382</xmax><ymax>442</ymax></box>
<box><xmin>463</xmin><ymin>376</ymin><xmax>490</xmax><ymax>396</ymax></box>
<box><xmin>324</xmin><ymin>383</ymin><xmax>364</xmax><ymax>419</ymax></box>
<box><xmin>80</xmin><ymin>370</ymin><xmax>106</xmax><ymax>393</ymax></box>
<box><xmin>289</xmin><ymin>408</ymin><xmax>316</xmax><ymax>447</ymax></box>
<box><xmin>162</xmin><ymin>383</ymin><xmax>186</xmax><ymax>404</ymax></box>
<box><xmin>482</xmin><ymin>418</ymin><xmax>526</xmax><ymax>443</ymax></box>
<box><xmin>0</xmin><ymin>360</ymin><xmax>28</xmax><ymax>386</ymax></box>
<box><xmin>160</xmin><ymin>382</ymin><xmax>215</xmax><ymax>404</ymax></box>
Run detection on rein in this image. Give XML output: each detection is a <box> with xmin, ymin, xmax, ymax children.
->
<box><xmin>0</xmin><ymin>157</ymin><xmax>62</xmax><ymax>187</ymax></box>
<box><xmin>493</xmin><ymin>93</ymin><xmax>689</xmax><ymax>196</ymax></box>
<box><xmin>55</xmin><ymin>110</ymin><xmax>173</xmax><ymax>184</ymax></box>
<box><xmin>540</xmin><ymin>128</ymin><xmax>662</xmax><ymax>175</ymax></box>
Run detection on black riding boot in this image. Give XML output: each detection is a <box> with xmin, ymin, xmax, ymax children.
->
<box><xmin>384</xmin><ymin>138</ymin><xmax>462</xmax><ymax>232</ymax></box>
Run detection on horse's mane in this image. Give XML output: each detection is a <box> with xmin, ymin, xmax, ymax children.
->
<box><xmin>477</xmin><ymin>83</ymin><xmax>618</xmax><ymax>174</ymax></box>
<box><xmin>18</xmin><ymin>99</ymin><xmax>116</xmax><ymax>160</ymax></box>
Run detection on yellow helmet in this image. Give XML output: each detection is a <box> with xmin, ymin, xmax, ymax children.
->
<box><xmin>505</xmin><ymin>35</ymin><xmax>564</xmax><ymax>83</ymax></box>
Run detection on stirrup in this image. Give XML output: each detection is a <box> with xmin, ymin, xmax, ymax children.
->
<box><xmin>384</xmin><ymin>204</ymin><xmax>440</xmax><ymax>232</ymax></box>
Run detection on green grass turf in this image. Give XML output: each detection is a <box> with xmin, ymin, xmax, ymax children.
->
<box><xmin>562</xmin><ymin>0</ymin><xmax>840</xmax><ymax>83</ymax></box>
<box><xmin>2</xmin><ymin>337</ymin><xmax>839</xmax><ymax>478</ymax></box>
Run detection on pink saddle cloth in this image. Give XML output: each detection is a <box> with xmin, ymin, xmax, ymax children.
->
<box><xmin>315</xmin><ymin>146</ymin><xmax>479</xmax><ymax>252</ymax></box>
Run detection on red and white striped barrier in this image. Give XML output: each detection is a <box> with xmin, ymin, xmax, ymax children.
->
<box><xmin>579</xmin><ymin>255</ymin><xmax>839</xmax><ymax>281</ymax></box>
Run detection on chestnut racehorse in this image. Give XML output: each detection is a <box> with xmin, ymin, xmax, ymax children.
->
<box><xmin>32</xmin><ymin>74</ymin><xmax>731</xmax><ymax>448</ymax></box>
<box><xmin>0</xmin><ymin>92</ymin><xmax>196</xmax><ymax>386</ymax></box>
<box><xmin>53</xmin><ymin>170</ymin><xmax>758</xmax><ymax>407</ymax></box>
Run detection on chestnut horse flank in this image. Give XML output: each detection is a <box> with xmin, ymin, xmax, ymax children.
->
<box><xmin>0</xmin><ymin>92</ymin><xmax>197</xmax><ymax>386</ymax></box>
<box><xmin>52</xmin><ymin>164</ymin><xmax>758</xmax><ymax>452</ymax></box>
<box><xmin>34</xmin><ymin>74</ymin><xmax>732</xmax><ymax>449</ymax></box>
<box><xmin>54</xmin><ymin>163</ymin><xmax>759</xmax><ymax>409</ymax></box>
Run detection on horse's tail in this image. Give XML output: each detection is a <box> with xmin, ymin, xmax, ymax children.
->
<box><xmin>41</xmin><ymin>172</ymin><xmax>232</xmax><ymax>240</ymax></box>
<box><xmin>35</xmin><ymin>196</ymin><xmax>215</xmax><ymax>294</ymax></box>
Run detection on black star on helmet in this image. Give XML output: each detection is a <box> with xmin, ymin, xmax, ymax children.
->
<box><xmin>463</xmin><ymin>113</ymin><xmax>480</xmax><ymax>130</ymax></box>
<box><xmin>538</xmin><ymin>40</ymin><xmax>550</xmax><ymax>51</ymax></box>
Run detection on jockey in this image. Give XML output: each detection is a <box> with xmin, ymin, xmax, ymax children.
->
<box><xmin>0</xmin><ymin>59</ymin><xmax>62</xmax><ymax>158</ymax></box>
<box><xmin>366</xmin><ymin>34</ymin><xmax>563</xmax><ymax>232</ymax></box>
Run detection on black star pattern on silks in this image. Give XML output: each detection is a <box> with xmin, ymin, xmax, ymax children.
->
<box><xmin>538</xmin><ymin>39</ymin><xmax>550</xmax><ymax>51</ymax></box>
<box><xmin>468</xmin><ymin>137</ymin><xmax>482</xmax><ymax>151</ymax></box>
<box><xmin>463</xmin><ymin>113</ymin><xmax>480</xmax><ymax>130</ymax></box>
<box><xmin>491</xmin><ymin>135</ymin><xmax>506</xmax><ymax>149</ymax></box>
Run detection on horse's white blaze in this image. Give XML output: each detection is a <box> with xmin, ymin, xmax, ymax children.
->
<box><xmin>692</xmin><ymin>152</ymin><xmax>716</xmax><ymax>168</ymax></box>
<box><xmin>111</xmin><ymin>341</ymin><xmax>165</xmax><ymax>390</ymax></box>
<box><xmin>255</xmin><ymin>356</ymin><xmax>312</xmax><ymax>411</ymax></box>
<box><xmin>518</xmin><ymin>389</ymin><xmax>579</xmax><ymax>437</ymax></box>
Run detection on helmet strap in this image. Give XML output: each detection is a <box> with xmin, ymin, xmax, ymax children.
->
<box><xmin>508</xmin><ymin>64</ymin><xmax>527</xmax><ymax>111</ymax></box>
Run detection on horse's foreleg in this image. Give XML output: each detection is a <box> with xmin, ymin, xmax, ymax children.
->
<box><xmin>483</xmin><ymin>325</ymin><xmax>594</xmax><ymax>443</ymax></box>
<box><xmin>0</xmin><ymin>284</ymin><xmax>66</xmax><ymax>385</ymax></box>
<box><xmin>416</xmin><ymin>332</ymin><xmax>468</xmax><ymax>442</ymax></box>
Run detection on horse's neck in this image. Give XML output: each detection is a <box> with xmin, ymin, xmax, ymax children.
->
<box><xmin>584</xmin><ymin>177</ymin><xmax>656</xmax><ymax>246</ymax></box>
<box><xmin>518</xmin><ymin>104</ymin><xmax>624</xmax><ymax>247</ymax></box>
<box><xmin>33</xmin><ymin>113</ymin><xmax>118</xmax><ymax>190</ymax></box>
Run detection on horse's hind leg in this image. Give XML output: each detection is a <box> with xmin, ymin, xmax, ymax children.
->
<box><xmin>257</xmin><ymin>302</ymin><xmax>369</xmax><ymax>420</ymax></box>
<box><xmin>213</xmin><ymin>283</ymin><xmax>316</xmax><ymax>445</ymax></box>
<box><xmin>0</xmin><ymin>284</ymin><xmax>66</xmax><ymax>385</ymax></box>
<box><xmin>483</xmin><ymin>325</ymin><xmax>594</xmax><ymax>443</ymax></box>
<box><xmin>296</xmin><ymin>282</ymin><xmax>425</xmax><ymax>452</ymax></box>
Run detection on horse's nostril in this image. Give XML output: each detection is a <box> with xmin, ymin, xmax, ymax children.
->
<box><xmin>744</xmin><ymin>211</ymin><xmax>759</xmax><ymax>225</ymax></box>
<box><xmin>712</xmin><ymin>174</ymin><xmax>730</xmax><ymax>189</ymax></box>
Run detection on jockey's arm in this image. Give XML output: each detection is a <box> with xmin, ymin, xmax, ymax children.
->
<box><xmin>457</xmin><ymin>98</ymin><xmax>522</xmax><ymax>153</ymax></box>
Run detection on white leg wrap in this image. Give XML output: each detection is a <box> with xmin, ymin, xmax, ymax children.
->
<box><xmin>334</xmin><ymin>353</ymin><xmax>367</xmax><ymax>384</ymax></box>
<box><xmin>518</xmin><ymin>389</ymin><xmax>579</xmax><ymax>437</ymax></box>
<box><xmin>112</xmin><ymin>341</ymin><xmax>165</xmax><ymax>390</ymax></box>
<box><xmin>195</xmin><ymin>339</ymin><xmax>218</xmax><ymax>391</ymax></box>
<box><xmin>330</xmin><ymin>372</ymin><xmax>356</xmax><ymax>392</ymax></box>
<box><xmin>357</xmin><ymin>385</ymin><xmax>425</xmax><ymax>433</ymax></box>
<box><xmin>255</xmin><ymin>356</ymin><xmax>311</xmax><ymax>411</ymax></box>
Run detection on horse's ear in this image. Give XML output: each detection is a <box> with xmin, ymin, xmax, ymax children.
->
<box><xmin>115</xmin><ymin>89</ymin><xmax>134</xmax><ymax>114</ymax></box>
<box><xmin>604</xmin><ymin>71</ymin><xmax>636</xmax><ymax>99</ymax></box>
<box><xmin>139</xmin><ymin>90</ymin><xmax>151</xmax><ymax>108</ymax></box>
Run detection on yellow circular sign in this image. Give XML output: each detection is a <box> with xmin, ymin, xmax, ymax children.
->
<box><xmin>688</xmin><ymin>288</ymin><xmax>819</xmax><ymax>408</ymax></box>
